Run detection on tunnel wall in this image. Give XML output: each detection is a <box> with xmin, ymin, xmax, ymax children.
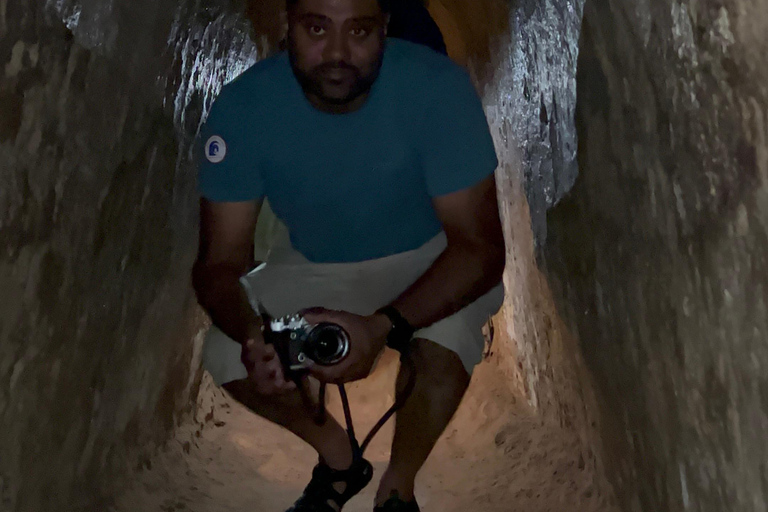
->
<box><xmin>0</xmin><ymin>1</ymin><xmax>259</xmax><ymax>510</ymax></box>
<box><xmin>479</xmin><ymin>0</ymin><xmax>591</xmax><ymax>419</ymax></box>
<box><xmin>540</xmin><ymin>0</ymin><xmax>768</xmax><ymax>510</ymax></box>
<box><xmin>458</xmin><ymin>0</ymin><xmax>768</xmax><ymax>510</ymax></box>
<box><xmin>6</xmin><ymin>1</ymin><xmax>763</xmax><ymax>510</ymax></box>
<box><xmin>446</xmin><ymin>0</ymin><xmax>620</xmax><ymax>504</ymax></box>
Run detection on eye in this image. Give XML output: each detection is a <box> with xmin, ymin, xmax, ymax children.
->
<box><xmin>350</xmin><ymin>27</ymin><xmax>369</xmax><ymax>37</ymax></box>
<box><xmin>309</xmin><ymin>25</ymin><xmax>326</xmax><ymax>36</ymax></box>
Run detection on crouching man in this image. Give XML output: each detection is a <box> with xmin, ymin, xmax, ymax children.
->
<box><xmin>192</xmin><ymin>0</ymin><xmax>505</xmax><ymax>510</ymax></box>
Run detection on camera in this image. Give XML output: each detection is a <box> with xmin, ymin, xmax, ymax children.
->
<box><xmin>263</xmin><ymin>314</ymin><xmax>350</xmax><ymax>373</ymax></box>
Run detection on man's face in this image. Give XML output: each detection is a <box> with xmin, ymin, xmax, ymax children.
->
<box><xmin>287</xmin><ymin>0</ymin><xmax>388</xmax><ymax>112</ymax></box>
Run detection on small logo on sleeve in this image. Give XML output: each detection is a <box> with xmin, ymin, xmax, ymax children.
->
<box><xmin>205</xmin><ymin>136</ymin><xmax>227</xmax><ymax>163</ymax></box>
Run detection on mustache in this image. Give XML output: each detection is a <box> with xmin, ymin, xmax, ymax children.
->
<box><xmin>313</xmin><ymin>62</ymin><xmax>359</xmax><ymax>75</ymax></box>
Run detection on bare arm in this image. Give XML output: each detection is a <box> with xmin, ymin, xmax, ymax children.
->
<box><xmin>191</xmin><ymin>198</ymin><xmax>263</xmax><ymax>344</ymax></box>
<box><xmin>387</xmin><ymin>174</ymin><xmax>506</xmax><ymax>328</ymax></box>
<box><xmin>305</xmin><ymin>174</ymin><xmax>506</xmax><ymax>383</ymax></box>
<box><xmin>193</xmin><ymin>198</ymin><xmax>295</xmax><ymax>393</ymax></box>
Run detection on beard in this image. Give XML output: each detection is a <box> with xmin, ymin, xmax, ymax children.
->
<box><xmin>288</xmin><ymin>40</ymin><xmax>385</xmax><ymax>107</ymax></box>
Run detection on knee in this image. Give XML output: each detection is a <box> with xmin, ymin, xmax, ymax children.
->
<box><xmin>406</xmin><ymin>339</ymin><xmax>470</xmax><ymax>391</ymax></box>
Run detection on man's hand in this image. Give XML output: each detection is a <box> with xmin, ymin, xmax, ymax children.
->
<box><xmin>301</xmin><ymin>308</ymin><xmax>391</xmax><ymax>383</ymax></box>
<box><xmin>241</xmin><ymin>336</ymin><xmax>297</xmax><ymax>395</ymax></box>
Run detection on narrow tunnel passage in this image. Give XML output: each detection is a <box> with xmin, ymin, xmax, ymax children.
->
<box><xmin>111</xmin><ymin>351</ymin><xmax>613</xmax><ymax>512</ymax></box>
<box><xmin>101</xmin><ymin>1</ymin><xmax>615</xmax><ymax>510</ymax></box>
<box><xmin>2</xmin><ymin>0</ymin><xmax>766</xmax><ymax>511</ymax></box>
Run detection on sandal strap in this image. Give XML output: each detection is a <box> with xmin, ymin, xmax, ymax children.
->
<box><xmin>287</xmin><ymin>458</ymin><xmax>373</xmax><ymax>512</ymax></box>
<box><xmin>373</xmin><ymin>493</ymin><xmax>421</xmax><ymax>512</ymax></box>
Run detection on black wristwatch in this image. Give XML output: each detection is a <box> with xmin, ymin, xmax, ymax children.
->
<box><xmin>375</xmin><ymin>305</ymin><xmax>416</xmax><ymax>353</ymax></box>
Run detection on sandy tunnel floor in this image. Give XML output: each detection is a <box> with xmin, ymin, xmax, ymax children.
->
<box><xmin>111</xmin><ymin>351</ymin><xmax>617</xmax><ymax>512</ymax></box>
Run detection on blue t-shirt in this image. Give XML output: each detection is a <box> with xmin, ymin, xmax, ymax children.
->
<box><xmin>197</xmin><ymin>39</ymin><xmax>498</xmax><ymax>263</ymax></box>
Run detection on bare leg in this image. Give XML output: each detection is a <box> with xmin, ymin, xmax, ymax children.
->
<box><xmin>375</xmin><ymin>339</ymin><xmax>471</xmax><ymax>505</ymax></box>
<box><xmin>223</xmin><ymin>379</ymin><xmax>354</xmax><ymax>471</ymax></box>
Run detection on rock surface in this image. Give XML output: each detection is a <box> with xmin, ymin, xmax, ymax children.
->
<box><xmin>0</xmin><ymin>0</ymin><xmax>258</xmax><ymax>509</ymax></box>
<box><xmin>543</xmin><ymin>1</ymin><xmax>768</xmax><ymax>510</ymax></box>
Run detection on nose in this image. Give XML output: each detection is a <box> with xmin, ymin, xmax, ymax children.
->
<box><xmin>323</xmin><ymin>30</ymin><xmax>350</xmax><ymax>63</ymax></box>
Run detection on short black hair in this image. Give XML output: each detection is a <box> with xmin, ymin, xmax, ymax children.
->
<box><xmin>286</xmin><ymin>0</ymin><xmax>391</xmax><ymax>13</ymax></box>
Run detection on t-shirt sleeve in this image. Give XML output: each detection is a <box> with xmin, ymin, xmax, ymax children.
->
<box><xmin>420</xmin><ymin>66</ymin><xmax>499</xmax><ymax>197</ymax></box>
<box><xmin>196</xmin><ymin>88</ymin><xmax>264</xmax><ymax>202</ymax></box>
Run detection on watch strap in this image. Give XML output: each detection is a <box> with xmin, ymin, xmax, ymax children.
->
<box><xmin>375</xmin><ymin>305</ymin><xmax>416</xmax><ymax>353</ymax></box>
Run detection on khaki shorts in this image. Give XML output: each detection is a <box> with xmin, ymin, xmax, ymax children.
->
<box><xmin>202</xmin><ymin>232</ymin><xmax>505</xmax><ymax>386</ymax></box>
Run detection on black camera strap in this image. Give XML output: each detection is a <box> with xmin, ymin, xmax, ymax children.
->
<box><xmin>258</xmin><ymin>303</ymin><xmax>417</xmax><ymax>460</ymax></box>
<box><xmin>333</xmin><ymin>345</ymin><xmax>417</xmax><ymax>460</ymax></box>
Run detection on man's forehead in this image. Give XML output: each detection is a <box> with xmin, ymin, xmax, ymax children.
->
<box><xmin>292</xmin><ymin>0</ymin><xmax>383</xmax><ymax>20</ymax></box>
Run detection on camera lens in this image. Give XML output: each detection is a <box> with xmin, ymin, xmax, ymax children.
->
<box><xmin>306</xmin><ymin>323</ymin><xmax>350</xmax><ymax>366</ymax></box>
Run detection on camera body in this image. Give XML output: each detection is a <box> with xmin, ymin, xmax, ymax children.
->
<box><xmin>263</xmin><ymin>314</ymin><xmax>350</xmax><ymax>374</ymax></box>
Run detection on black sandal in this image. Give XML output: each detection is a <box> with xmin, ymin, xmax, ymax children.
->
<box><xmin>373</xmin><ymin>492</ymin><xmax>421</xmax><ymax>512</ymax></box>
<box><xmin>286</xmin><ymin>457</ymin><xmax>374</xmax><ymax>512</ymax></box>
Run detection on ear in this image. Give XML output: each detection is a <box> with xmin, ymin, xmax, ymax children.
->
<box><xmin>280</xmin><ymin>8</ymin><xmax>289</xmax><ymax>40</ymax></box>
<box><xmin>383</xmin><ymin>13</ymin><xmax>390</xmax><ymax>35</ymax></box>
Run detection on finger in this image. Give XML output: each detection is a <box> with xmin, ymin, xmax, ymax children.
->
<box><xmin>261</xmin><ymin>343</ymin><xmax>277</xmax><ymax>358</ymax></box>
<box><xmin>261</xmin><ymin>351</ymin><xmax>279</xmax><ymax>366</ymax></box>
<box><xmin>265</xmin><ymin>358</ymin><xmax>283</xmax><ymax>377</ymax></box>
<box><xmin>273</xmin><ymin>373</ymin><xmax>297</xmax><ymax>391</ymax></box>
<box><xmin>281</xmin><ymin>373</ymin><xmax>297</xmax><ymax>390</ymax></box>
<box><xmin>275</xmin><ymin>383</ymin><xmax>297</xmax><ymax>394</ymax></box>
<box><xmin>298</xmin><ymin>306</ymin><xmax>330</xmax><ymax>317</ymax></box>
<box><xmin>268</xmin><ymin>362</ymin><xmax>284</xmax><ymax>382</ymax></box>
<box><xmin>255</xmin><ymin>372</ymin><xmax>284</xmax><ymax>396</ymax></box>
<box><xmin>265</xmin><ymin>359</ymin><xmax>292</xmax><ymax>387</ymax></box>
<box><xmin>259</xmin><ymin>360</ymin><xmax>295</xmax><ymax>392</ymax></box>
<box><xmin>247</xmin><ymin>351</ymin><xmax>270</xmax><ymax>366</ymax></box>
<box><xmin>262</xmin><ymin>367</ymin><xmax>279</xmax><ymax>386</ymax></box>
<box><xmin>301</xmin><ymin>313</ymin><xmax>334</xmax><ymax>325</ymax></box>
<box><xmin>300</xmin><ymin>308</ymin><xmax>343</xmax><ymax>324</ymax></box>
<box><xmin>246</xmin><ymin>340</ymin><xmax>277</xmax><ymax>363</ymax></box>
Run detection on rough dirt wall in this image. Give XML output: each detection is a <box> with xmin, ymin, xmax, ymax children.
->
<box><xmin>542</xmin><ymin>0</ymin><xmax>768</xmax><ymax>511</ymax></box>
<box><xmin>394</xmin><ymin>0</ymin><xmax>623</xmax><ymax>504</ymax></box>
<box><xmin>0</xmin><ymin>1</ymin><xmax>259</xmax><ymax>510</ymax></box>
<box><xmin>476</xmin><ymin>0</ymin><xmax>590</xmax><ymax>417</ymax></box>
<box><xmin>474</xmin><ymin>0</ymin><xmax>583</xmax><ymax>246</ymax></box>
